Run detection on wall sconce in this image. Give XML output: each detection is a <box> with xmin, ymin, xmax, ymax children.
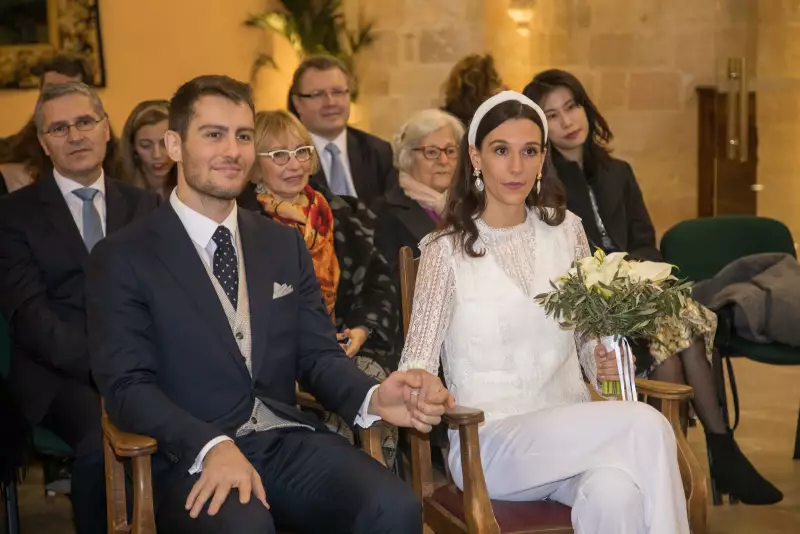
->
<box><xmin>508</xmin><ymin>0</ymin><xmax>536</xmax><ymax>36</ymax></box>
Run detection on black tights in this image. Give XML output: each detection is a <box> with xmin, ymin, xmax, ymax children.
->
<box><xmin>648</xmin><ymin>338</ymin><xmax>727</xmax><ymax>435</ymax></box>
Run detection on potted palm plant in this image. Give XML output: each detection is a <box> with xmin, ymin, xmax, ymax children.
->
<box><xmin>245</xmin><ymin>0</ymin><xmax>377</xmax><ymax>101</ymax></box>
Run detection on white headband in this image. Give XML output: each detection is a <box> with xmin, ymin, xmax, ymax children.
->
<box><xmin>467</xmin><ymin>90</ymin><xmax>548</xmax><ymax>146</ymax></box>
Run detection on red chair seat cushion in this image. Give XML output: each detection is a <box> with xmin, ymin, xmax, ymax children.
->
<box><xmin>430</xmin><ymin>484</ymin><xmax>573</xmax><ymax>533</ymax></box>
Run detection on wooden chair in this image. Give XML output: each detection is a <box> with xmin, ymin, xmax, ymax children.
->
<box><xmin>101</xmin><ymin>391</ymin><xmax>386</xmax><ymax>534</ymax></box>
<box><xmin>398</xmin><ymin>246</ymin><xmax>708</xmax><ymax>534</ymax></box>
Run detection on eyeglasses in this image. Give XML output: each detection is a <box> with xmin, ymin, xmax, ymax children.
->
<box><xmin>45</xmin><ymin>115</ymin><xmax>107</xmax><ymax>138</ymax></box>
<box><xmin>293</xmin><ymin>88</ymin><xmax>351</xmax><ymax>101</ymax></box>
<box><xmin>413</xmin><ymin>145</ymin><xmax>459</xmax><ymax>160</ymax></box>
<box><xmin>258</xmin><ymin>146</ymin><xmax>315</xmax><ymax>165</ymax></box>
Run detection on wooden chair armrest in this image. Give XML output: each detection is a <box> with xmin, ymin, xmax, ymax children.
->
<box><xmin>358</xmin><ymin>426</ymin><xmax>387</xmax><ymax>467</ymax></box>
<box><xmin>443</xmin><ymin>405</ymin><xmax>485</xmax><ymax>426</ymax></box>
<box><xmin>101</xmin><ymin>413</ymin><xmax>157</xmax><ymax>458</ymax></box>
<box><xmin>451</xmin><ymin>405</ymin><xmax>500</xmax><ymax>534</ymax></box>
<box><xmin>635</xmin><ymin>378</ymin><xmax>694</xmax><ymax>401</ymax></box>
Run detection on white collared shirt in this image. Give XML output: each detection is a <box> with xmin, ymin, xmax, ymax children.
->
<box><xmin>169</xmin><ymin>188</ymin><xmax>380</xmax><ymax>471</ymax></box>
<box><xmin>169</xmin><ymin>189</ymin><xmax>238</xmax><ymax>267</ymax></box>
<box><xmin>310</xmin><ymin>129</ymin><xmax>358</xmax><ymax>197</ymax></box>
<box><xmin>53</xmin><ymin>168</ymin><xmax>107</xmax><ymax>238</ymax></box>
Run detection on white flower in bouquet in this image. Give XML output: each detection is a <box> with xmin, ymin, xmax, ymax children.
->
<box><xmin>536</xmin><ymin>249</ymin><xmax>692</xmax><ymax>399</ymax></box>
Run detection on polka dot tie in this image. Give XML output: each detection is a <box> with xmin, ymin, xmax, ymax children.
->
<box><xmin>212</xmin><ymin>226</ymin><xmax>238</xmax><ymax>309</ymax></box>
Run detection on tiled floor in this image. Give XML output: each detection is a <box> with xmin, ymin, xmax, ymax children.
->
<box><xmin>7</xmin><ymin>359</ymin><xmax>799</xmax><ymax>533</ymax></box>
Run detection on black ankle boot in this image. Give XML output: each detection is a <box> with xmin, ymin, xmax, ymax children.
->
<box><xmin>706</xmin><ymin>430</ymin><xmax>783</xmax><ymax>505</ymax></box>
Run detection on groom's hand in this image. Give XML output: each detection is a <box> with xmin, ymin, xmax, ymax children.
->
<box><xmin>185</xmin><ymin>440</ymin><xmax>269</xmax><ymax>518</ymax></box>
<box><xmin>369</xmin><ymin>369</ymin><xmax>455</xmax><ymax>432</ymax></box>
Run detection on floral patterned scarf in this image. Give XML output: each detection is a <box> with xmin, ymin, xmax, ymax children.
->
<box><xmin>256</xmin><ymin>185</ymin><xmax>340</xmax><ymax>318</ymax></box>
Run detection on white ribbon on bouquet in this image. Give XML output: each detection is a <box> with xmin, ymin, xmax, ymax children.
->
<box><xmin>600</xmin><ymin>335</ymin><xmax>638</xmax><ymax>401</ymax></box>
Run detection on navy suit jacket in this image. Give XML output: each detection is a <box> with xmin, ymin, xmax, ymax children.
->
<box><xmin>87</xmin><ymin>203</ymin><xmax>377</xmax><ymax>487</ymax></box>
<box><xmin>0</xmin><ymin>170</ymin><xmax>158</xmax><ymax>423</ymax></box>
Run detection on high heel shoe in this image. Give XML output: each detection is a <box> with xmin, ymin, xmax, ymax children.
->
<box><xmin>706</xmin><ymin>430</ymin><xmax>783</xmax><ymax>505</ymax></box>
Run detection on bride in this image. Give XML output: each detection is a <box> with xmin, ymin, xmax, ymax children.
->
<box><xmin>399</xmin><ymin>91</ymin><xmax>689</xmax><ymax>534</ymax></box>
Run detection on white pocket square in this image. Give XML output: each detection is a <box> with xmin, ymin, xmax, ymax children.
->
<box><xmin>273</xmin><ymin>282</ymin><xmax>294</xmax><ymax>299</ymax></box>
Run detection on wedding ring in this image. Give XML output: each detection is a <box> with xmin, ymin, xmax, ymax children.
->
<box><xmin>410</xmin><ymin>389</ymin><xmax>421</xmax><ymax>396</ymax></box>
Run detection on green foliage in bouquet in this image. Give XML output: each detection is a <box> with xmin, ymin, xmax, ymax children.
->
<box><xmin>534</xmin><ymin>249</ymin><xmax>692</xmax><ymax>343</ymax></box>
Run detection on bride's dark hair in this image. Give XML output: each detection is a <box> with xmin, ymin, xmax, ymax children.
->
<box><xmin>440</xmin><ymin>100</ymin><xmax>566</xmax><ymax>258</ymax></box>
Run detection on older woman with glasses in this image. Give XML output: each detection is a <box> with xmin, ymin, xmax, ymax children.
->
<box><xmin>372</xmin><ymin>109</ymin><xmax>464</xmax><ymax>298</ymax></box>
<box><xmin>238</xmin><ymin>110</ymin><xmax>400</xmax><ymax>462</ymax></box>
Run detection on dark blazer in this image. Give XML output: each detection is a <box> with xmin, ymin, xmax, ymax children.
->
<box><xmin>0</xmin><ymin>170</ymin><xmax>159</xmax><ymax>423</ymax></box>
<box><xmin>371</xmin><ymin>185</ymin><xmax>438</xmax><ymax>300</ymax></box>
<box><xmin>238</xmin><ymin>183</ymin><xmax>400</xmax><ymax>371</ymax></box>
<box><xmin>553</xmin><ymin>152</ymin><xmax>662</xmax><ymax>262</ymax></box>
<box><xmin>87</xmin><ymin>203</ymin><xmax>378</xmax><ymax>491</ymax></box>
<box><xmin>309</xmin><ymin>126</ymin><xmax>397</xmax><ymax>207</ymax></box>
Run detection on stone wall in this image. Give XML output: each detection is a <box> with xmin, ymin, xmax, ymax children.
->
<box><xmin>351</xmin><ymin>0</ymin><xmax>735</xmax><ymax>237</ymax></box>
<box><xmin>755</xmin><ymin>0</ymin><xmax>800</xmax><ymax>241</ymax></box>
<box><xmin>344</xmin><ymin>0</ymin><xmax>486</xmax><ymax>140</ymax></box>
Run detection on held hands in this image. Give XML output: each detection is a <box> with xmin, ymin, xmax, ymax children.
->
<box><xmin>337</xmin><ymin>327</ymin><xmax>369</xmax><ymax>358</ymax></box>
<box><xmin>185</xmin><ymin>441</ymin><xmax>268</xmax><ymax>519</ymax></box>
<box><xmin>594</xmin><ymin>343</ymin><xmax>636</xmax><ymax>381</ymax></box>
<box><xmin>369</xmin><ymin>369</ymin><xmax>455</xmax><ymax>432</ymax></box>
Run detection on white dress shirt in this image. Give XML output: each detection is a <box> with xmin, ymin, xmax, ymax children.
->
<box><xmin>169</xmin><ymin>188</ymin><xmax>238</xmax><ymax>267</ymax></box>
<box><xmin>53</xmin><ymin>169</ymin><xmax>106</xmax><ymax>238</ymax></box>
<box><xmin>310</xmin><ymin>129</ymin><xmax>358</xmax><ymax>198</ymax></box>
<box><xmin>169</xmin><ymin>190</ymin><xmax>380</xmax><ymax>472</ymax></box>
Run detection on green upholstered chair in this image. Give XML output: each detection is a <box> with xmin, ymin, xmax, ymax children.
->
<box><xmin>661</xmin><ymin>216</ymin><xmax>800</xmax><ymax>502</ymax></box>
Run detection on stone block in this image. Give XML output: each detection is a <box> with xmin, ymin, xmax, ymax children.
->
<box><xmin>589</xmin><ymin>34</ymin><xmax>635</xmax><ymax>68</ymax></box>
<box><xmin>360</xmin><ymin>30</ymin><xmax>399</xmax><ymax>68</ymax></box>
<box><xmin>628</xmin><ymin>71</ymin><xmax>683</xmax><ymax>111</ymax></box>
<box><xmin>674</xmin><ymin>29</ymin><xmax>716</xmax><ymax>81</ymax></box>
<box><xmin>598</xmin><ymin>70</ymin><xmax>628</xmax><ymax>110</ymax></box>
<box><xmin>419</xmin><ymin>28</ymin><xmax>471</xmax><ymax>64</ymax></box>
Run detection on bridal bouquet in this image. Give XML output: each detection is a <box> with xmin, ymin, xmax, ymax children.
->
<box><xmin>534</xmin><ymin>249</ymin><xmax>692</xmax><ymax>400</ymax></box>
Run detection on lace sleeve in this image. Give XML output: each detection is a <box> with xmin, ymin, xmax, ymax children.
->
<box><xmin>398</xmin><ymin>234</ymin><xmax>455</xmax><ymax>376</ymax></box>
<box><xmin>568</xmin><ymin>213</ymin><xmax>602</xmax><ymax>392</ymax></box>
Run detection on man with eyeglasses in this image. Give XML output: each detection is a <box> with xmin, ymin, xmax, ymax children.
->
<box><xmin>288</xmin><ymin>55</ymin><xmax>397</xmax><ymax>206</ymax></box>
<box><xmin>0</xmin><ymin>81</ymin><xmax>159</xmax><ymax>534</ymax></box>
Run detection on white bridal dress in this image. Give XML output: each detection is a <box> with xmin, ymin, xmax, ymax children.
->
<box><xmin>399</xmin><ymin>209</ymin><xmax>689</xmax><ymax>534</ymax></box>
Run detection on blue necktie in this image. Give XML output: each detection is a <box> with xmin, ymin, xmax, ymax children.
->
<box><xmin>325</xmin><ymin>142</ymin><xmax>351</xmax><ymax>197</ymax></box>
<box><xmin>212</xmin><ymin>226</ymin><xmax>239</xmax><ymax>309</ymax></box>
<box><xmin>72</xmin><ymin>187</ymin><xmax>104</xmax><ymax>252</ymax></box>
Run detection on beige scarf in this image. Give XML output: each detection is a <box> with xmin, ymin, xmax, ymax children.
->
<box><xmin>398</xmin><ymin>172</ymin><xmax>447</xmax><ymax>216</ymax></box>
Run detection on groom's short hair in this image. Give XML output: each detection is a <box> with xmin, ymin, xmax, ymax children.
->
<box><xmin>168</xmin><ymin>75</ymin><xmax>254</xmax><ymax>138</ymax></box>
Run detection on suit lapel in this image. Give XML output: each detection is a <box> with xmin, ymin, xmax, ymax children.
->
<box><xmin>346</xmin><ymin>128</ymin><xmax>370</xmax><ymax>201</ymax></box>
<box><xmin>38</xmin><ymin>170</ymin><xmax>89</xmax><ymax>266</ymax></box>
<box><xmin>104</xmin><ymin>177</ymin><xmax>129</xmax><ymax>235</ymax></box>
<box><xmin>238</xmin><ymin>210</ymin><xmax>276</xmax><ymax>377</ymax></box>
<box><xmin>151</xmin><ymin>204</ymin><xmax>249</xmax><ymax>376</ymax></box>
<box><xmin>386</xmin><ymin>187</ymin><xmax>437</xmax><ymax>243</ymax></box>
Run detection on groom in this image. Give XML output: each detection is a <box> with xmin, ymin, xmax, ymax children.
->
<box><xmin>87</xmin><ymin>75</ymin><xmax>452</xmax><ymax>534</ymax></box>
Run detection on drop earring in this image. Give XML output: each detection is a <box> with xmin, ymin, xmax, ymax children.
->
<box><xmin>473</xmin><ymin>168</ymin><xmax>485</xmax><ymax>192</ymax></box>
<box><xmin>535</xmin><ymin>173</ymin><xmax>542</xmax><ymax>195</ymax></box>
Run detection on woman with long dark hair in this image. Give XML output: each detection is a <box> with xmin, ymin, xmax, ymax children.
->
<box><xmin>524</xmin><ymin>69</ymin><xmax>782</xmax><ymax>505</ymax></box>
<box><xmin>400</xmin><ymin>91</ymin><xmax>689</xmax><ymax>534</ymax></box>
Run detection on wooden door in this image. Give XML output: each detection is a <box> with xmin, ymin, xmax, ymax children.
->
<box><xmin>696</xmin><ymin>87</ymin><xmax>757</xmax><ymax>217</ymax></box>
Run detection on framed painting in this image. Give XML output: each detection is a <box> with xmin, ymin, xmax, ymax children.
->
<box><xmin>0</xmin><ymin>0</ymin><xmax>106</xmax><ymax>88</ymax></box>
